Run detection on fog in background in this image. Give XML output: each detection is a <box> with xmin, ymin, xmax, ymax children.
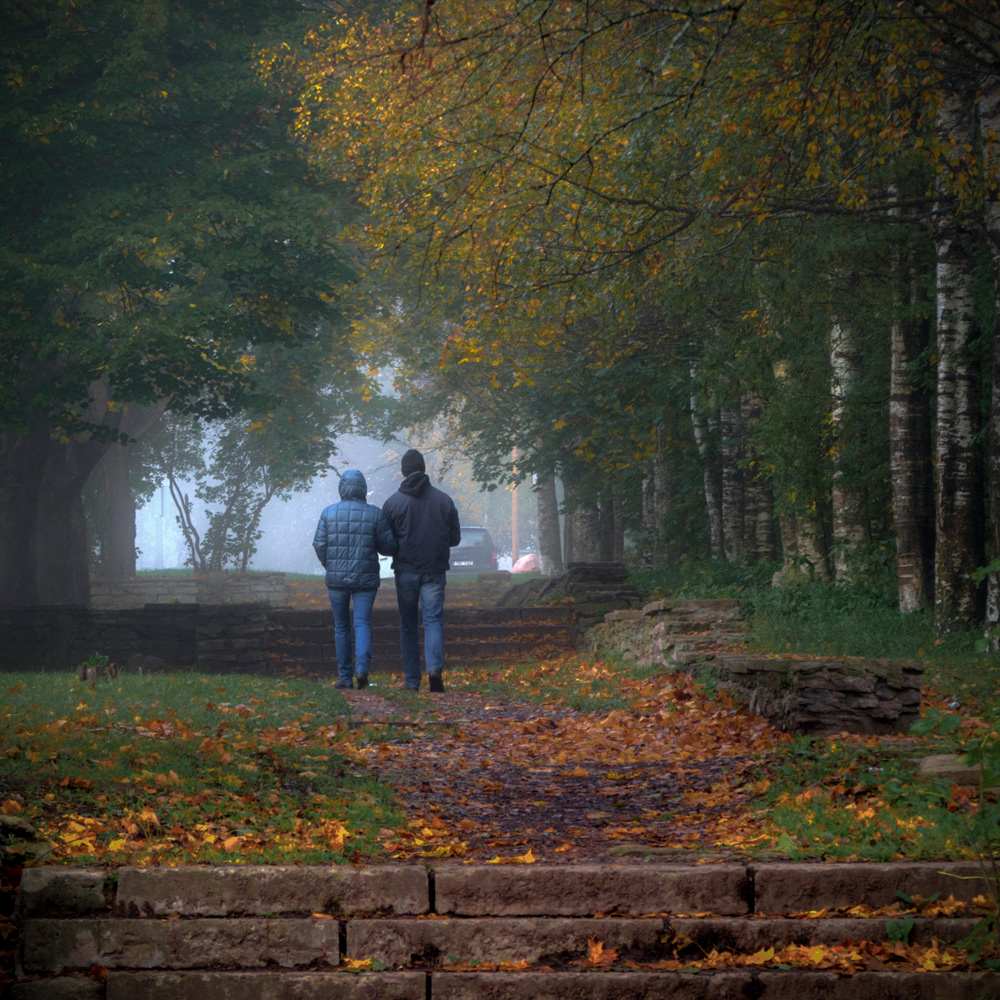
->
<box><xmin>135</xmin><ymin>433</ymin><xmax>523</xmax><ymax>574</ymax></box>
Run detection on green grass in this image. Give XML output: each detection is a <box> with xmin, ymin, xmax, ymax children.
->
<box><xmin>0</xmin><ymin>673</ymin><xmax>408</xmax><ymax>865</ymax></box>
<box><xmin>428</xmin><ymin>653</ymin><xmax>668</xmax><ymax>712</ymax></box>
<box><xmin>744</xmin><ymin>581</ymin><xmax>1000</xmax><ymax>709</ymax></box>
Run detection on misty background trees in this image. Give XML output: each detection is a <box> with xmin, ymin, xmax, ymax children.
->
<box><xmin>2</xmin><ymin>1</ymin><xmax>999</xmax><ymax>640</ymax></box>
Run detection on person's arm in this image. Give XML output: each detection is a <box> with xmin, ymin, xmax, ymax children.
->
<box><xmin>375</xmin><ymin>509</ymin><xmax>399</xmax><ymax>557</ymax></box>
<box><xmin>312</xmin><ymin>513</ymin><xmax>328</xmax><ymax>566</ymax></box>
<box><xmin>448</xmin><ymin>502</ymin><xmax>461</xmax><ymax>547</ymax></box>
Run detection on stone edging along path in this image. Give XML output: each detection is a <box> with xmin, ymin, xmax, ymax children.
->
<box><xmin>11</xmin><ymin>861</ymin><xmax>1000</xmax><ymax>999</ymax></box>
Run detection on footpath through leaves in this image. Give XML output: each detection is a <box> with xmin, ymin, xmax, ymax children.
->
<box><xmin>337</xmin><ymin>658</ymin><xmax>782</xmax><ymax>862</ymax></box>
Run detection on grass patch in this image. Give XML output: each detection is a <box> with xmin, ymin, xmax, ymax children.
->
<box><xmin>744</xmin><ymin>581</ymin><xmax>1000</xmax><ymax>709</ymax></box>
<box><xmin>1</xmin><ymin>673</ymin><xmax>408</xmax><ymax>865</ymax></box>
<box><xmin>630</xmin><ymin>557</ymin><xmax>779</xmax><ymax>601</ymax></box>
<box><xmin>752</xmin><ymin>733</ymin><xmax>985</xmax><ymax>861</ymax></box>
<box><xmin>439</xmin><ymin>652</ymin><xmax>667</xmax><ymax>712</ymax></box>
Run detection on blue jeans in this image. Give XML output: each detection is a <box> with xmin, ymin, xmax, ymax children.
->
<box><xmin>394</xmin><ymin>572</ymin><xmax>446</xmax><ymax>689</ymax></box>
<box><xmin>327</xmin><ymin>588</ymin><xmax>377</xmax><ymax>685</ymax></box>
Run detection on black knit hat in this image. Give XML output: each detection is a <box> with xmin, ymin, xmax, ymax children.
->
<box><xmin>401</xmin><ymin>448</ymin><xmax>425</xmax><ymax>476</ymax></box>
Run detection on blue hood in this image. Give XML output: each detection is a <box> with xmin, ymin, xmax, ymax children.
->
<box><xmin>339</xmin><ymin>469</ymin><xmax>368</xmax><ymax>502</ymax></box>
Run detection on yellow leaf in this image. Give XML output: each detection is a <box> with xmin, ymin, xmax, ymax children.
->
<box><xmin>342</xmin><ymin>957</ymin><xmax>373</xmax><ymax>969</ymax></box>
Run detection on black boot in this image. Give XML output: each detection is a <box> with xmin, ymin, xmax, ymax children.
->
<box><xmin>428</xmin><ymin>673</ymin><xmax>445</xmax><ymax>693</ymax></box>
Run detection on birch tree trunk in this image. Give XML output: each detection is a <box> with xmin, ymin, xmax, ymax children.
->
<box><xmin>775</xmin><ymin>513</ymin><xmax>831</xmax><ymax>584</ymax></box>
<box><xmin>830</xmin><ymin>308</ymin><xmax>870</xmax><ymax>581</ymax></box>
<box><xmin>720</xmin><ymin>405</ymin><xmax>745</xmax><ymax>563</ymax></box>
<box><xmin>536</xmin><ymin>472</ymin><xmax>563</xmax><ymax>576</ymax></box>
<box><xmin>890</xmin><ymin>228</ymin><xmax>935</xmax><ymax>613</ymax></box>
<box><xmin>933</xmin><ymin>90</ymin><xmax>986</xmax><ymax>634</ymax></box>
<box><xmin>740</xmin><ymin>395</ymin><xmax>776</xmax><ymax>564</ymax></box>
<box><xmin>690</xmin><ymin>372</ymin><xmax>723</xmax><ymax>559</ymax></box>
<box><xmin>612</xmin><ymin>494</ymin><xmax>624</xmax><ymax>563</ymax></box>
<box><xmin>641</xmin><ymin>426</ymin><xmax>672</xmax><ymax>568</ymax></box>
<box><xmin>981</xmin><ymin>87</ymin><xmax>1000</xmax><ymax>646</ymax></box>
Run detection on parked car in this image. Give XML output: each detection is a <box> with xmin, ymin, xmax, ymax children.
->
<box><xmin>448</xmin><ymin>526</ymin><xmax>498</xmax><ymax>574</ymax></box>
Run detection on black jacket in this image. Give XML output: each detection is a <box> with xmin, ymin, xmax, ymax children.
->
<box><xmin>381</xmin><ymin>472</ymin><xmax>461</xmax><ymax>575</ymax></box>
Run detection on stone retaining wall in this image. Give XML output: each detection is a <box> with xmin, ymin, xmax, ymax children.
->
<box><xmin>589</xmin><ymin>599</ymin><xmax>923</xmax><ymax>736</ymax></box>
<box><xmin>0</xmin><ymin>605</ymin><xmax>270</xmax><ymax>674</ymax></box>
<box><xmin>709</xmin><ymin>654</ymin><xmax>923</xmax><ymax>736</ymax></box>
<box><xmin>89</xmin><ymin>572</ymin><xmax>286</xmax><ymax>609</ymax></box>
<box><xmin>11</xmin><ymin>863</ymin><xmax>996</xmax><ymax>999</ymax></box>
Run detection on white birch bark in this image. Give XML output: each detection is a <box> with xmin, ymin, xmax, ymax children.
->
<box><xmin>933</xmin><ymin>88</ymin><xmax>986</xmax><ymax>634</ymax></box>
<box><xmin>720</xmin><ymin>405</ymin><xmax>745</xmax><ymax>563</ymax></box>
<box><xmin>689</xmin><ymin>370</ymin><xmax>723</xmax><ymax>559</ymax></box>
<box><xmin>829</xmin><ymin>308</ymin><xmax>870</xmax><ymax>581</ymax></box>
<box><xmin>536</xmin><ymin>472</ymin><xmax>563</xmax><ymax>577</ymax></box>
<box><xmin>981</xmin><ymin>85</ymin><xmax>1000</xmax><ymax>646</ymax></box>
<box><xmin>888</xmin><ymin>199</ymin><xmax>935</xmax><ymax>614</ymax></box>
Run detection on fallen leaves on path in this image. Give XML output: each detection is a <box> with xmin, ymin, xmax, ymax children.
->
<box><xmin>336</xmin><ymin>655</ymin><xmax>789</xmax><ymax>862</ymax></box>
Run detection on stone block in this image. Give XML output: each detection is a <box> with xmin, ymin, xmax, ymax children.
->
<box><xmin>753</xmin><ymin>861</ymin><xmax>986</xmax><ymax>914</ymax></box>
<box><xmin>432</xmin><ymin>970</ymin><xmax>717</xmax><ymax>999</ymax></box>
<box><xmin>434</xmin><ymin>864</ymin><xmax>749</xmax><ymax>917</ymax></box>
<box><xmin>20</xmin><ymin>918</ymin><xmax>339</xmax><ymax>973</ymax></box>
<box><xmin>15</xmin><ymin>868</ymin><xmax>110</xmax><ymax>918</ymax></box>
<box><xmin>920</xmin><ymin>753</ymin><xmax>1000</xmax><ymax>790</ymax></box>
<box><xmin>105</xmin><ymin>971</ymin><xmax>425</xmax><ymax>1000</ymax></box>
<box><xmin>116</xmin><ymin>865</ymin><xmax>429</xmax><ymax>917</ymax></box>
<box><xmin>347</xmin><ymin>917</ymin><xmax>665</xmax><ymax>968</ymax></box>
<box><xmin>8</xmin><ymin>977</ymin><xmax>104</xmax><ymax>999</ymax></box>
<box><xmin>665</xmin><ymin>915</ymin><xmax>979</xmax><ymax>950</ymax></box>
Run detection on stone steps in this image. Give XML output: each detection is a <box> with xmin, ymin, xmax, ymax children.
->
<box><xmin>12</xmin><ymin>862</ymin><xmax>998</xmax><ymax>999</ymax></box>
<box><xmin>265</xmin><ymin>606</ymin><xmax>576</xmax><ymax>675</ymax></box>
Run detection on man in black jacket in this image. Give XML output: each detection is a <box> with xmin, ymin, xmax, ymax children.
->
<box><xmin>381</xmin><ymin>449</ymin><xmax>461</xmax><ymax>691</ymax></box>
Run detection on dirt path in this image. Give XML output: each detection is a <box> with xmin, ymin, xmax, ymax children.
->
<box><xmin>335</xmin><ymin>674</ymin><xmax>785</xmax><ymax>864</ymax></box>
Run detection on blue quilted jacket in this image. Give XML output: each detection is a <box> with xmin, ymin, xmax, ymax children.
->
<box><xmin>312</xmin><ymin>470</ymin><xmax>398</xmax><ymax>591</ymax></box>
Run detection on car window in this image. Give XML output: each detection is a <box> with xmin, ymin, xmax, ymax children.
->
<box><xmin>455</xmin><ymin>528</ymin><xmax>490</xmax><ymax>546</ymax></box>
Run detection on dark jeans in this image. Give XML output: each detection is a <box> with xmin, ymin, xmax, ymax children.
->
<box><xmin>327</xmin><ymin>587</ymin><xmax>377</xmax><ymax>685</ymax></box>
<box><xmin>394</xmin><ymin>572</ymin><xmax>446</xmax><ymax>690</ymax></box>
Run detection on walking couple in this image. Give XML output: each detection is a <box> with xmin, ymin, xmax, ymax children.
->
<box><xmin>311</xmin><ymin>449</ymin><xmax>461</xmax><ymax>693</ymax></box>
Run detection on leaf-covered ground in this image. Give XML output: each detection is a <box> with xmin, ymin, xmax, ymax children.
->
<box><xmin>2</xmin><ymin>648</ymin><xmax>999</xmax><ymax>983</ymax></box>
<box><xmin>340</xmin><ymin>661</ymin><xmax>780</xmax><ymax>863</ymax></box>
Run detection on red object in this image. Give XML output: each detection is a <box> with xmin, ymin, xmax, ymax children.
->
<box><xmin>512</xmin><ymin>553</ymin><xmax>540</xmax><ymax>573</ymax></box>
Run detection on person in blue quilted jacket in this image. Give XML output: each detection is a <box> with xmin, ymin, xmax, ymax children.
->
<box><xmin>312</xmin><ymin>469</ymin><xmax>398</xmax><ymax>689</ymax></box>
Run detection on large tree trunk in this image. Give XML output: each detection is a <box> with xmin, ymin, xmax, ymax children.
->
<box><xmin>571</xmin><ymin>503</ymin><xmax>601</xmax><ymax>562</ymax></box>
<box><xmin>536</xmin><ymin>472</ymin><xmax>563</xmax><ymax>576</ymax></box>
<box><xmin>690</xmin><ymin>373</ymin><xmax>723</xmax><ymax>559</ymax></box>
<box><xmin>829</xmin><ymin>308</ymin><xmax>870</xmax><ymax>581</ymax></box>
<box><xmin>933</xmin><ymin>90</ymin><xmax>986</xmax><ymax>634</ymax></box>
<box><xmin>35</xmin><ymin>436</ymin><xmax>109</xmax><ymax>605</ymax></box>
<box><xmin>94</xmin><ymin>402</ymin><xmax>165</xmax><ymax>580</ymax></box>
<box><xmin>719</xmin><ymin>404</ymin><xmax>745</xmax><ymax>563</ymax></box>
<box><xmin>0</xmin><ymin>414</ymin><xmax>51</xmax><ymax>604</ymax></box>
<box><xmin>774</xmin><ymin>512</ymin><xmax>831</xmax><ymax>584</ymax></box>
<box><xmin>598</xmin><ymin>494</ymin><xmax>616</xmax><ymax>563</ymax></box>
<box><xmin>890</xmin><ymin>230</ymin><xmax>935</xmax><ymax>614</ymax></box>
<box><xmin>1</xmin><ymin>378</ymin><xmax>125</xmax><ymax>605</ymax></box>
